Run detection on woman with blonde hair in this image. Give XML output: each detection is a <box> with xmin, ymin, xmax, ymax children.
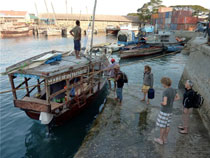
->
<box><xmin>141</xmin><ymin>65</ymin><xmax>154</xmax><ymax>104</ymax></box>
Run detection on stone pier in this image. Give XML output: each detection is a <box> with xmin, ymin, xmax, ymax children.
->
<box><xmin>74</xmin><ymin>85</ymin><xmax>210</xmax><ymax>158</ymax></box>
<box><xmin>180</xmin><ymin>37</ymin><xmax>210</xmax><ymax>135</ymax></box>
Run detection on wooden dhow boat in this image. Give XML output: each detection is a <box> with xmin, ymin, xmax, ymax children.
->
<box><xmin>6</xmin><ymin>50</ymin><xmax>109</xmax><ymax>125</ymax></box>
<box><xmin>120</xmin><ymin>46</ymin><xmax>164</xmax><ymax>59</ymax></box>
<box><xmin>0</xmin><ymin>26</ymin><xmax>33</xmax><ymax>38</ymax></box>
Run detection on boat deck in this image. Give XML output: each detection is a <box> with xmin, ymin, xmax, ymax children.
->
<box><xmin>26</xmin><ymin>55</ymin><xmax>90</xmax><ymax>77</ymax></box>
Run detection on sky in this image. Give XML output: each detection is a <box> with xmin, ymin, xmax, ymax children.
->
<box><xmin>0</xmin><ymin>0</ymin><xmax>210</xmax><ymax>15</ymax></box>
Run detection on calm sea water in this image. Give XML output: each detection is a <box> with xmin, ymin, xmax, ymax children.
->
<box><xmin>0</xmin><ymin>34</ymin><xmax>188</xmax><ymax>158</ymax></box>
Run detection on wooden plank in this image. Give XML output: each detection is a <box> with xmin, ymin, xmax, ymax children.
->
<box><xmin>37</xmin><ymin>79</ymin><xmax>41</xmax><ymax>93</ymax></box>
<box><xmin>46</xmin><ymin>66</ymin><xmax>88</xmax><ymax>85</ymax></box>
<box><xmin>8</xmin><ymin>75</ymin><xmax>17</xmax><ymax>99</ymax></box>
<box><xmin>15</xmin><ymin>97</ymin><xmax>49</xmax><ymax>112</ymax></box>
<box><xmin>65</xmin><ymin>79</ymin><xmax>70</xmax><ymax>102</ymax></box>
<box><xmin>24</xmin><ymin>77</ymin><xmax>30</xmax><ymax>96</ymax></box>
<box><xmin>15</xmin><ymin>96</ymin><xmax>62</xmax><ymax>112</ymax></box>
<box><xmin>45</xmin><ymin>81</ymin><xmax>51</xmax><ymax>112</ymax></box>
<box><xmin>50</xmin><ymin>88</ymin><xmax>66</xmax><ymax>99</ymax></box>
<box><xmin>16</xmin><ymin>78</ymin><xmax>31</xmax><ymax>89</ymax></box>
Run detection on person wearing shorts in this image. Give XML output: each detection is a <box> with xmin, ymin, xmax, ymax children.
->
<box><xmin>141</xmin><ymin>65</ymin><xmax>153</xmax><ymax>104</ymax></box>
<box><xmin>154</xmin><ymin>77</ymin><xmax>180</xmax><ymax>145</ymax></box>
<box><xmin>70</xmin><ymin>20</ymin><xmax>81</xmax><ymax>59</ymax></box>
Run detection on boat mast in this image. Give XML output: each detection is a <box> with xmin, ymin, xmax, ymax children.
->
<box><xmin>34</xmin><ymin>2</ymin><xmax>39</xmax><ymax>17</ymax></box>
<box><xmin>65</xmin><ymin>0</ymin><xmax>68</xmax><ymax>26</ymax></box>
<box><xmin>51</xmin><ymin>2</ymin><xmax>57</xmax><ymax>25</ymax></box>
<box><xmin>90</xmin><ymin>0</ymin><xmax>97</xmax><ymax>54</ymax></box>
<box><xmin>44</xmin><ymin>0</ymin><xmax>50</xmax><ymax>25</ymax></box>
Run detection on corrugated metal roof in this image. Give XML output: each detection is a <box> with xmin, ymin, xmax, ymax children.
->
<box><xmin>38</xmin><ymin>13</ymin><xmax>140</xmax><ymax>23</ymax></box>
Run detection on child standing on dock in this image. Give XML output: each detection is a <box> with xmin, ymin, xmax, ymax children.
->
<box><xmin>155</xmin><ymin>77</ymin><xmax>180</xmax><ymax>145</ymax></box>
<box><xmin>70</xmin><ymin>20</ymin><xmax>81</xmax><ymax>59</ymax></box>
<box><xmin>141</xmin><ymin>65</ymin><xmax>153</xmax><ymax>104</ymax></box>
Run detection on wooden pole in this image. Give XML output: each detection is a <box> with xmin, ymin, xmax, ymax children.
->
<box><xmin>66</xmin><ymin>79</ymin><xmax>70</xmax><ymax>102</ymax></box>
<box><xmin>45</xmin><ymin>81</ymin><xmax>51</xmax><ymax>112</ymax></box>
<box><xmin>37</xmin><ymin>79</ymin><xmax>41</xmax><ymax>93</ymax></box>
<box><xmin>90</xmin><ymin>0</ymin><xmax>97</xmax><ymax>56</ymax></box>
<box><xmin>8</xmin><ymin>75</ymin><xmax>17</xmax><ymax>100</ymax></box>
<box><xmin>98</xmin><ymin>62</ymin><xmax>101</xmax><ymax>91</ymax></box>
<box><xmin>24</xmin><ymin>77</ymin><xmax>30</xmax><ymax>97</ymax></box>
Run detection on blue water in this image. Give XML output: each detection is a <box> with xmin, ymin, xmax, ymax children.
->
<box><xmin>0</xmin><ymin>34</ymin><xmax>188</xmax><ymax>158</ymax></box>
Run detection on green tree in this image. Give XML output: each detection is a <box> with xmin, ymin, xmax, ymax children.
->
<box><xmin>170</xmin><ymin>5</ymin><xmax>209</xmax><ymax>16</ymax></box>
<box><xmin>137</xmin><ymin>0</ymin><xmax>163</xmax><ymax>22</ymax></box>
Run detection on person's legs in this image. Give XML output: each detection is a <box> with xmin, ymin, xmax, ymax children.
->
<box><xmin>160</xmin><ymin>128</ymin><xmax>165</xmax><ymax>141</ymax></box>
<box><xmin>74</xmin><ymin>40</ymin><xmax>81</xmax><ymax>59</ymax></box>
<box><xmin>154</xmin><ymin>128</ymin><xmax>164</xmax><ymax>145</ymax></box>
<box><xmin>180</xmin><ymin>108</ymin><xmax>190</xmax><ymax>133</ymax></box>
<box><xmin>155</xmin><ymin>111</ymin><xmax>168</xmax><ymax>145</ymax></box>
<box><xmin>114</xmin><ymin>81</ymin><xmax>116</xmax><ymax>91</ymax></box>
<box><xmin>108</xmin><ymin>79</ymin><xmax>112</xmax><ymax>89</ymax></box>
<box><xmin>119</xmin><ymin>88</ymin><xmax>123</xmax><ymax>103</ymax></box>
<box><xmin>163</xmin><ymin>127</ymin><xmax>170</xmax><ymax>143</ymax></box>
<box><xmin>141</xmin><ymin>92</ymin><xmax>146</xmax><ymax>101</ymax></box>
<box><xmin>147</xmin><ymin>98</ymin><xmax>150</xmax><ymax>105</ymax></box>
<box><xmin>116</xmin><ymin>88</ymin><xmax>123</xmax><ymax>103</ymax></box>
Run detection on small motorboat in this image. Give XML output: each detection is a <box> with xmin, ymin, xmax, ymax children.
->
<box><xmin>146</xmin><ymin>30</ymin><xmax>183</xmax><ymax>46</ymax></box>
<box><xmin>106</xmin><ymin>25</ymin><xmax>120</xmax><ymax>36</ymax></box>
<box><xmin>166</xmin><ymin>45</ymin><xmax>184</xmax><ymax>52</ymax></box>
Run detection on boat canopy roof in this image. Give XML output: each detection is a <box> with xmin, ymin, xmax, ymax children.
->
<box><xmin>6</xmin><ymin>50</ymin><xmax>105</xmax><ymax>79</ymax></box>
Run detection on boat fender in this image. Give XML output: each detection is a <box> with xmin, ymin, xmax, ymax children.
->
<box><xmin>39</xmin><ymin>112</ymin><xmax>53</xmax><ymax>124</ymax></box>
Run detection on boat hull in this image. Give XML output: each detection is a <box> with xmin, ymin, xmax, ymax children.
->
<box><xmin>120</xmin><ymin>47</ymin><xmax>163</xmax><ymax>59</ymax></box>
<box><xmin>0</xmin><ymin>30</ymin><xmax>33</xmax><ymax>38</ymax></box>
<box><xmin>106</xmin><ymin>29</ymin><xmax>120</xmax><ymax>36</ymax></box>
<box><xmin>24</xmin><ymin>81</ymin><xmax>107</xmax><ymax>125</ymax></box>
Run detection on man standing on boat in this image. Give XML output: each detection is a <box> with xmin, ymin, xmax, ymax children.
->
<box><xmin>70</xmin><ymin>20</ymin><xmax>82</xmax><ymax>59</ymax></box>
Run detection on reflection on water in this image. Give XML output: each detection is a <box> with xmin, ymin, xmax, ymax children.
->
<box><xmin>0</xmin><ymin>34</ymin><xmax>188</xmax><ymax>158</ymax></box>
<box><xmin>138</xmin><ymin>109</ymin><xmax>148</xmax><ymax>131</ymax></box>
<box><xmin>24</xmin><ymin>85</ymin><xmax>108</xmax><ymax>158</ymax></box>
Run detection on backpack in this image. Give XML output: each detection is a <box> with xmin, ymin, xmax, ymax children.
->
<box><xmin>148</xmin><ymin>88</ymin><xmax>155</xmax><ymax>99</ymax></box>
<box><xmin>192</xmin><ymin>91</ymin><xmax>204</xmax><ymax>108</ymax></box>
<box><xmin>122</xmin><ymin>72</ymin><xmax>128</xmax><ymax>83</ymax></box>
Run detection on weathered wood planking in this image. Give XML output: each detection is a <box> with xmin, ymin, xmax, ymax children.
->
<box><xmin>14</xmin><ymin>97</ymin><xmax>55</xmax><ymax>112</ymax></box>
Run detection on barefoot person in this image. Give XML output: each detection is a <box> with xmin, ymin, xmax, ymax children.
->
<box><xmin>178</xmin><ymin>80</ymin><xmax>194</xmax><ymax>134</ymax></box>
<box><xmin>70</xmin><ymin>20</ymin><xmax>81</xmax><ymax>59</ymax></box>
<box><xmin>141</xmin><ymin>65</ymin><xmax>153</xmax><ymax>104</ymax></box>
<box><xmin>154</xmin><ymin>77</ymin><xmax>180</xmax><ymax>145</ymax></box>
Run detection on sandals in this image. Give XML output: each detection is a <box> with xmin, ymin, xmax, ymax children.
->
<box><xmin>154</xmin><ymin>138</ymin><xmax>163</xmax><ymax>145</ymax></box>
<box><xmin>179</xmin><ymin>130</ymin><xmax>188</xmax><ymax>134</ymax></box>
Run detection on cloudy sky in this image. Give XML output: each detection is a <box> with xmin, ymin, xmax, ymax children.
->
<box><xmin>0</xmin><ymin>0</ymin><xmax>210</xmax><ymax>15</ymax></box>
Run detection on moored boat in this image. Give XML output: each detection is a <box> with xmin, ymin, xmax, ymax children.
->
<box><xmin>6</xmin><ymin>50</ymin><xmax>109</xmax><ymax>125</ymax></box>
<box><xmin>0</xmin><ymin>26</ymin><xmax>33</xmax><ymax>38</ymax></box>
<box><xmin>120</xmin><ymin>46</ymin><xmax>164</xmax><ymax>59</ymax></box>
<box><xmin>106</xmin><ymin>25</ymin><xmax>120</xmax><ymax>36</ymax></box>
<box><xmin>43</xmin><ymin>28</ymin><xmax>62</xmax><ymax>36</ymax></box>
